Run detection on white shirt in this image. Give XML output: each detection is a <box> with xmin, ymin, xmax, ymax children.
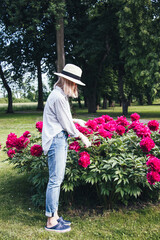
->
<box><xmin>42</xmin><ymin>86</ymin><xmax>80</xmax><ymax>155</ymax></box>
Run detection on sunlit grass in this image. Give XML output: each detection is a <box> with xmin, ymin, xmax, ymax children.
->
<box><xmin>1</xmin><ymin>101</ymin><xmax>160</xmax><ymax>119</ymax></box>
<box><xmin>75</xmin><ymin>105</ymin><xmax>160</xmax><ymax>120</ymax></box>
<box><xmin>0</xmin><ymin>102</ymin><xmax>38</xmax><ymax>112</ymax></box>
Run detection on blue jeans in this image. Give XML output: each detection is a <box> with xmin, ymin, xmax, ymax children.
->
<box><xmin>45</xmin><ymin>131</ymin><xmax>68</xmax><ymax>217</ymax></box>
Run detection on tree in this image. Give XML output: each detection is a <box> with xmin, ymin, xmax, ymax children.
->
<box><xmin>0</xmin><ymin>22</ymin><xmax>24</xmax><ymax>113</ymax></box>
<box><xmin>99</xmin><ymin>67</ymin><xmax>118</xmax><ymax>109</ymax></box>
<box><xmin>117</xmin><ymin>0</ymin><xmax>160</xmax><ymax>114</ymax></box>
<box><xmin>0</xmin><ymin>0</ymin><xmax>57</xmax><ymax>110</ymax></box>
<box><xmin>66</xmin><ymin>0</ymin><xmax>111</xmax><ymax>113</ymax></box>
<box><xmin>0</xmin><ymin>62</ymin><xmax>13</xmax><ymax>113</ymax></box>
<box><xmin>1</xmin><ymin>0</ymin><xmax>160</xmax><ymax>115</ymax></box>
<box><xmin>66</xmin><ymin>0</ymin><xmax>160</xmax><ymax>114</ymax></box>
<box><xmin>55</xmin><ymin>0</ymin><xmax>66</xmax><ymax>72</ymax></box>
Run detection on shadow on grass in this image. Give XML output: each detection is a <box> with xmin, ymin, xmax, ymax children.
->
<box><xmin>0</xmin><ymin>169</ymin><xmax>45</xmax><ymax>224</ymax></box>
<box><xmin>0</xmin><ymin>162</ymin><xmax>103</xmax><ymax>217</ymax></box>
<box><xmin>136</xmin><ymin>112</ymin><xmax>160</xmax><ymax>119</ymax></box>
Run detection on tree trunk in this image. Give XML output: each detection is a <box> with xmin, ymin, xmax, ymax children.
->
<box><xmin>109</xmin><ymin>98</ymin><xmax>112</xmax><ymax>107</ymax></box>
<box><xmin>118</xmin><ymin>65</ymin><xmax>128</xmax><ymax>116</ymax></box>
<box><xmin>78</xmin><ymin>97</ymin><xmax>82</xmax><ymax>108</ymax></box>
<box><xmin>102</xmin><ymin>95</ymin><xmax>107</xmax><ymax>109</ymax></box>
<box><xmin>86</xmin><ymin>35</ymin><xmax>110</xmax><ymax>114</ymax></box>
<box><xmin>84</xmin><ymin>95</ymin><xmax>88</xmax><ymax>108</ymax></box>
<box><xmin>56</xmin><ymin>17</ymin><xmax>65</xmax><ymax>72</ymax></box>
<box><xmin>122</xmin><ymin>101</ymin><xmax>128</xmax><ymax>116</ymax></box>
<box><xmin>36</xmin><ymin>59</ymin><xmax>44</xmax><ymax>110</ymax></box>
<box><xmin>96</xmin><ymin>95</ymin><xmax>101</xmax><ymax>108</ymax></box>
<box><xmin>138</xmin><ymin>94</ymin><xmax>143</xmax><ymax>105</ymax></box>
<box><xmin>86</xmin><ymin>72</ymin><xmax>97</xmax><ymax>113</ymax></box>
<box><xmin>0</xmin><ymin>63</ymin><xmax>13</xmax><ymax>113</ymax></box>
<box><xmin>88</xmin><ymin>93</ymin><xmax>97</xmax><ymax>113</ymax></box>
<box><xmin>128</xmin><ymin>93</ymin><xmax>132</xmax><ymax>106</ymax></box>
<box><xmin>146</xmin><ymin>91</ymin><xmax>152</xmax><ymax>105</ymax></box>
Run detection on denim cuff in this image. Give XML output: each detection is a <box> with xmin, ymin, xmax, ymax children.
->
<box><xmin>45</xmin><ymin>211</ymin><xmax>57</xmax><ymax>217</ymax></box>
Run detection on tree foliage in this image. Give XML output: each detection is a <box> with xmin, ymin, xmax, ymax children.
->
<box><xmin>0</xmin><ymin>0</ymin><xmax>160</xmax><ymax>113</ymax></box>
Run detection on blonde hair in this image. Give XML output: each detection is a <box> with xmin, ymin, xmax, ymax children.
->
<box><xmin>54</xmin><ymin>77</ymin><xmax>78</xmax><ymax>98</ymax></box>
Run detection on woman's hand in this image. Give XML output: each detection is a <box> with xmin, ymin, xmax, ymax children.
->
<box><xmin>79</xmin><ymin>133</ymin><xmax>91</xmax><ymax>148</ymax></box>
<box><xmin>73</xmin><ymin>118</ymin><xmax>86</xmax><ymax>127</ymax></box>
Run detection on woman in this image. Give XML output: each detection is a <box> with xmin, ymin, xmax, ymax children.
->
<box><xmin>42</xmin><ymin>64</ymin><xmax>91</xmax><ymax>233</ymax></box>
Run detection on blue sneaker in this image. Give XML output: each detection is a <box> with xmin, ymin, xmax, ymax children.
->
<box><xmin>57</xmin><ymin>216</ymin><xmax>71</xmax><ymax>226</ymax></box>
<box><xmin>45</xmin><ymin>222</ymin><xmax>71</xmax><ymax>233</ymax></box>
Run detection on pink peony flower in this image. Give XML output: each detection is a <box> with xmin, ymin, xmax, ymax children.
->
<box><xmin>133</xmin><ymin>122</ymin><xmax>143</xmax><ymax>130</ymax></box>
<box><xmin>7</xmin><ymin>132</ymin><xmax>17</xmax><ymax>139</ymax></box>
<box><xmin>147</xmin><ymin>171</ymin><xmax>160</xmax><ymax>185</ymax></box>
<box><xmin>135</xmin><ymin>124</ymin><xmax>151</xmax><ymax>138</ymax></box>
<box><xmin>116</xmin><ymin>116</ymin><xmax>130</xmax><ymax>127</ymax></box>
<box><xmin>15</xmin><ymin>136</ymin><xmax>30</xmax><ymax>150</ymax></box>
<box><xmin>23</xmin><ymin>131</ymin><xmax>31</xmax><ymax>138</ymax></box>
<box><xmin>116</xmin><ymin>125</ymin><xmax>126</xmax><ymax>136</ymax></box>
<box><xmin>30</xmin><ymin>144</ymin><xmax>43</xmax><ymax>157</ymax></box>
<box><xmin>130</xmin><ymin>113</ymin><xmax>140</xmax><ymax>122</ymax></box>
<box><xmin>36</xmin><ymin>121</ymin><xmax>43</xmax><ymax>133</ymax></box>
<box><xmin>78</xmin><ymin>151</ymin><xmax>90</xmax><ymax>168</ymax></box>
<box><xmin>140</xmin><ymin>137</ymin><xmax>155</xmax><ymax>152</ymax></box>
<box><xmin>0</xmin><ymin>143</ymin><xmax>1</xmax><ymax>150</ymax></box>
<box><xmin>94</xmin><ymin>117</ymin><xmax>105</xmax><ymax>125</ymax></box>
<box><xmin>128</xmin><ymin>120</ymin><xmax>140</xmax><ymax>131</ymax></box>
<box><xmin>7</xmin><ymin>149</ymin><xmax>16</xmax><ymax>158</ymax></box>
<box><xmin>98</xmin><ymin>127</ymin><xmax>113</xmax><ymax>139</ymax></box>
<box><xmin>102</xmin><ymin>121</ymin><xmax>117</xmax><ymax>132</ymax></box>
<box><xmin>75</xmin><ymin>123</ymin><xmax>93</xmax><ymax>135</ymax></box>
<box><xmin>6</xmin><ymin>133</ymin><xmax>17</xmax><ymax>148</ymax></box>
<box><xmin>69</xmin><ymin>141</ymin><xmax>81</xmax><ymax>152</ymax></box>
<box><xmin>148</xmin><ymin>120</ymin><xmax>159</xmax><ymax>131</ymax></box>
<box><xmin>85</xmin><ymin>119</ymin><xmax>98</xmax><ymax>131</ymax></box>
<box><xmin>101</xmin><ymin>115</ymin><xmax>113</xmax><ymax>122</ymax></box>
<box><xmin>146</xmin><ymin>154</ymin><xmax>155</xmax><ymax>158</ymax></box>
<box><xmin>146</xmin><ymin>155</ymin><xmax>160</xmax><ymax>172</ymax></box>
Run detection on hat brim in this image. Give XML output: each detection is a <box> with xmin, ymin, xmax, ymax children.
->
<box><xmin>54</xmin><ymin>72</ymin><xmax>86</xmax><ymax>86</ymax></box>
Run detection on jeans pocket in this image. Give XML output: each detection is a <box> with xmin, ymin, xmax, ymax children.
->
<box><xmin>56</xmin><ymin>131</ymin><xmax>65</xmax><ymax>138</ymax></box>
<box><xmin>57</xmin><ymin>131</ymin><xmax>68</xmax><ymax>139</ymax></box>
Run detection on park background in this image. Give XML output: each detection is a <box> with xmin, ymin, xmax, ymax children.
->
<box><xmin>0</xmin><ymin>1</ymin><xmax>160</xmax><ymax>239</ymax></box>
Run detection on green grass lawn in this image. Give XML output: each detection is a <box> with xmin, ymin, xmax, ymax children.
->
<box><xmin>1</xmin><ymin>102</ymin><xmax>160</xmax><ymax>119</ymax></box>
<box><xmin>75</xmin><ymin>105</ymin><xmax>160</xmax><ymax>120</ymax></box>
<box><xmin>0</xmin><ymin>109</ymin><xmax>160</xmax><ymax>239</ymax></box>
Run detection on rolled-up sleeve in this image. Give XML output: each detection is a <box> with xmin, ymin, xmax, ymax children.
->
<box><xmin>55</xmin><ymin>97</ymin><xmax>80</xmax><ymax>138</ymax></box>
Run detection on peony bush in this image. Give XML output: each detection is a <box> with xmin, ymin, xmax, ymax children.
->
<box><xmin>3</xmin><ymin>113</ymin><xmax>160</xmax><ymax>207</ymax></box>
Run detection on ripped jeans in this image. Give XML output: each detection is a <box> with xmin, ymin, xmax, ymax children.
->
<box><xmin>45</xmin><ymin>131</ymin><xmax>68</xmax><ymax>217</ymax></box>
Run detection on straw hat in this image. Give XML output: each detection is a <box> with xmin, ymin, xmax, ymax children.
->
<box><xmin>54</xmin><ymin>64</ymin><xmax>85</xmax><ymax>86</ymax></box>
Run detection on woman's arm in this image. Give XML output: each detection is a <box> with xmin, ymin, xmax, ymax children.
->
<box><xmin>73</xmin><ymin>118</ymin><xmax>86</xmax><ymax>127</ymax></box>
<box><xmin>55</xmin><ymin>97</ymin><xmax>91</xmax><ymax>147</ymax></box>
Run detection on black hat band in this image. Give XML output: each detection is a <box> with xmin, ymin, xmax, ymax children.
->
<box><xmin>62</xmin><ymin>70</ymin><xmax>81</xmax><ymax>81</ymax></box>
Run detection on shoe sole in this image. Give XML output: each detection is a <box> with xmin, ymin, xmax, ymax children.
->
<box><xmin>45</xmin><ymin>226</ymin><xmax>71</xmax><ymax>233</ymax></box>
